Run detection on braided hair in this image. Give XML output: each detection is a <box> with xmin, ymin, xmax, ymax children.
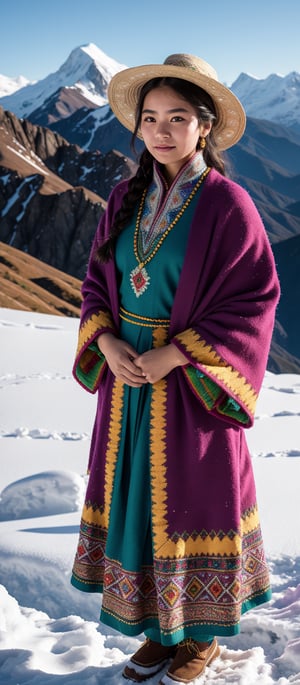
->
<box><xmin>96</xmin><ymin>77</ymin><xmax>227</xmax><ymax>263</ymax></box>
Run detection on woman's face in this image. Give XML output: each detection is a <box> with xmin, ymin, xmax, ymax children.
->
<box><xmin>140</xmin><ymin>85</ymin><xmax>211</xmax><ymax>182</ymax></box>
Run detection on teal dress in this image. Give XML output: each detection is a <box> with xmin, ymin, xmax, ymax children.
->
<box><xmin>72</xmin><ymin>158</ymin><xmax>276</xmax><ymax>644</ymax></box>
<box><xmin>100</xmin><ymin>189</ymin><xmax>212</xmax><ymax>643</ymax></box>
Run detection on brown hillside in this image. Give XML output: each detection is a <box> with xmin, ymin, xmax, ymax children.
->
<box><xmin>0</xmin><ymin>242</ymin><xmax>82</xmax><ymax>317</ymax></box>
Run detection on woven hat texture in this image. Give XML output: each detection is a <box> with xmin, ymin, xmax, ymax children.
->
<box><xmin>108</xmin><ymin>53</ymin><xmax>246</xmax><ymax>150</ymax></box>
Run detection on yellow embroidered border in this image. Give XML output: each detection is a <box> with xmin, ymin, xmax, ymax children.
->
<box><xmin>175</xmin><ymin>328</ymin><xmax>257</xmax><ymax>416</ymax></box>
<box><xmin>81</xmin><ymin>377</ymin><xmax>124</xmax><ymax>529</ymax></box>
<box><xmin>241</xmin><ymin>505</ymin><xmax>260</xmax><ymax>536</ymax></box>
<box><xmin>119</xmin><ymin>306</ymin><xmax>170</xmax><ymax>328</ymax></box>
<box><xmin>104</xmin><ymin>378</ymin><xmax>125</xmax><ymax>527</ymax></box>
<box><xmin>76</xmin><ymin>310</ymin><xmax>115</xmax><ymax>357</ymax></box>
<box><xmin>149</xmin><ymin>327</ymin><xmax>169</xmax><ymax>554</ymax></box>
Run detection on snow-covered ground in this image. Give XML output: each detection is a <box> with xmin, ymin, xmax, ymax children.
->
<box><xmin>0</xmin><ymin>307</ymin><xmax>299</xmax><ymax>685</ymax></box>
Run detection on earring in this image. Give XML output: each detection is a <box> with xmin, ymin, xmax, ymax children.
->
<box><xmin>199</xmin><ymin>137</ymin><xmax>206</xmax><ymax>149</ymax></box>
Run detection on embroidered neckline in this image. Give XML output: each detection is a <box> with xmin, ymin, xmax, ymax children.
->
<box><xmin>138</xmin><ymin>152</ymin><xmax>208</xmax><ymax>260</ymax></box>
<box><xmin>130</xmin><ymin>163</ymin><xmax>210</xmax><ymax>297</ymax></box>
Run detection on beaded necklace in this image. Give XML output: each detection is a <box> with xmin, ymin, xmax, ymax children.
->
<box><xmin>130</xmin><ymin>166</ymin><xmax>210</xmax><ymax>297</ymax></box>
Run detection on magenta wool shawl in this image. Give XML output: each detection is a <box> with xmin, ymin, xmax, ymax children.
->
<box><xmin>72</xmin><ymin>168</ymin><xmax>280</xmax><ymax>635</ymax></box>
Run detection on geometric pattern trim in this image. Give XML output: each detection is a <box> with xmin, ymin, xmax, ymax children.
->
<box><xmin>74</xmin><ymin>309</ymin><xmax>116</xmax><ymax>392</ymax></box>
<box><xmin>103</xmin><ymin>377</ymin><xmax>125</xmax><ymax>528</ymax></box>
<box><xmin>184</xmin><ymin>365</ymin><xmax>249</xmax><ymax>426</ymax></box>
<box><xmin>174</xmin><ymin>327</ymin><xmax>258</xmax><ymax>421</ymax></box>
<box><xmin>72</xmin><ymin>514</ymin><xmax>270</xmax><ymax>635</ymax></box>
<box><xmin>149</xmin><ymin>326</ymin><xmax>169</xmax><ymax>556</ymax></box>
<box><xmin>72</xmin><ymin>519</ymin><xmax>106</xmax><ymax>587</ymax></box>
<box><xmin>76</xmin><ymin>309</ymin><xmax>115</xmax><ymax>359</ymax></box>
<box><xmin>138</xmin><ymin>158</ymin><xmax>209</xmax><ymax>259</ymax></box>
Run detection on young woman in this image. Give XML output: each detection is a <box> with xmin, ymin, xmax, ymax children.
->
<box><xmin>71</xmin><ymin>54</ymin><xmax>280</xmax><ymax>684</ymax></box>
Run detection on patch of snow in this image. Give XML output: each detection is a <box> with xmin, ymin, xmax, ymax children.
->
<box><xmin>0</xmin><ymin>73</ymin><xmax>33</xmax><ymax>98</ymax></box>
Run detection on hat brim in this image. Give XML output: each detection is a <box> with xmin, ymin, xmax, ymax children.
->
<box><xmin>108</xmin><ymin>63</ymin><xmax>246</xmax><ymax>150</ymax></box>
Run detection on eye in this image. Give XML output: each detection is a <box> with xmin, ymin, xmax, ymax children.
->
<box><xmin>171</xmin><ymin>116</ymin><xmax>184</xmax><ymax>122</ymax></box>
<box><xmin>142</xmin><ymin>115</ymin><xmax>156</xmax><ymax>123</ymax></box>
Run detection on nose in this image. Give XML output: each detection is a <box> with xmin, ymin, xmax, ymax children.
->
<box><xmin>155</xmin><ymin>121</ymin><xmax>171</xmax><ymax>138</ymax></box>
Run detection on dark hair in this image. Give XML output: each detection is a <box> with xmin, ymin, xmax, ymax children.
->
<box><xmin>96</xmin><ymin>77</ymin><xmax>227</xmax><ymax>262</ymax></box>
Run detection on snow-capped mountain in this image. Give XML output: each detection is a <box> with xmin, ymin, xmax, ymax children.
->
<box><xmin>1</xmin><ymin>44</ymin><xmax>300</xmax><ymax>135</ymax></box>
<box><xmin>0</xmin><ymin>43</ymin><xmax>127</xmax><ymax>120</ymax></box>
<box><xmin>0</xmin><ymin>73</ymin><xmax>33</xmax><ymax>98</ymax></box>
<box><xmin>231</xmin><ymin>71</ymin><xmax>300</xmax><ymax>134</ymax></box>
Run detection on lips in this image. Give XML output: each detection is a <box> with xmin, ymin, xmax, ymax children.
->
<box><xmin>154</xmin><ymin>145</ymin><xmax>175</xmax><ymax>151</ymax></box>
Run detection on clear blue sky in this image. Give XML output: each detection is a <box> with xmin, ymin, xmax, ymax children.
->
<box><xmin>0</xmin><ymin>0</ymin><xmax>299</xmax><ymax>86</ymax></box>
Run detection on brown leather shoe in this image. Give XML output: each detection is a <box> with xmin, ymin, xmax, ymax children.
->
<box><xmin>122</xmin><ymin>638</ymin><xmax>177</xmax><ymax>682</ymax></box>
<box><xmin>159</xmin><ymin>637</ymin><xmax>220</xmax><ymax>684</ymax></box>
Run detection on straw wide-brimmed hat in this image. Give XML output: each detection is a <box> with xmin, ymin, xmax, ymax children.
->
<box><xmin>108</xmin><ymin>53</ymin><xmax>246</xmax><ymax>150</ymax></box>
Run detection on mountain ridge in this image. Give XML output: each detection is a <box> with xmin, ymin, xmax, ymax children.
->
<box><xmin>0</xmin><ymin>44</ymin><xmax>126</xmax><ymax>121</ymax></box>
<box><xmin>1</xmin><ymin>43</ymin><xmax>300</xmax><ymax>134</ymax></box>
<box><xmin>231</xmin><ymin>71</ymin><xmax>300</xmax><ymax>134</ymax></box>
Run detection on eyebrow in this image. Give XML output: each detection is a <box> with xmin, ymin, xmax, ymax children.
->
<box><xmin>141</xmin><ymin>107</ymin><xmax>190</xmax><ymax>114</ymax></box>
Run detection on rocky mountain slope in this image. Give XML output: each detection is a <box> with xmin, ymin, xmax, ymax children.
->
<box><xmin>272</xmin><ymin>233</ymin><xmax>300</xmax><ymax>362</ymax></box>
<box><xmin>0</xmin><ymin>106</ymin><xmax>136</xmax><ymax>278</ymax></box>
<box><xmin>226</xmin><ymin>119</ymin><xmax>300</xmax><ymax>243</ymax></box>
